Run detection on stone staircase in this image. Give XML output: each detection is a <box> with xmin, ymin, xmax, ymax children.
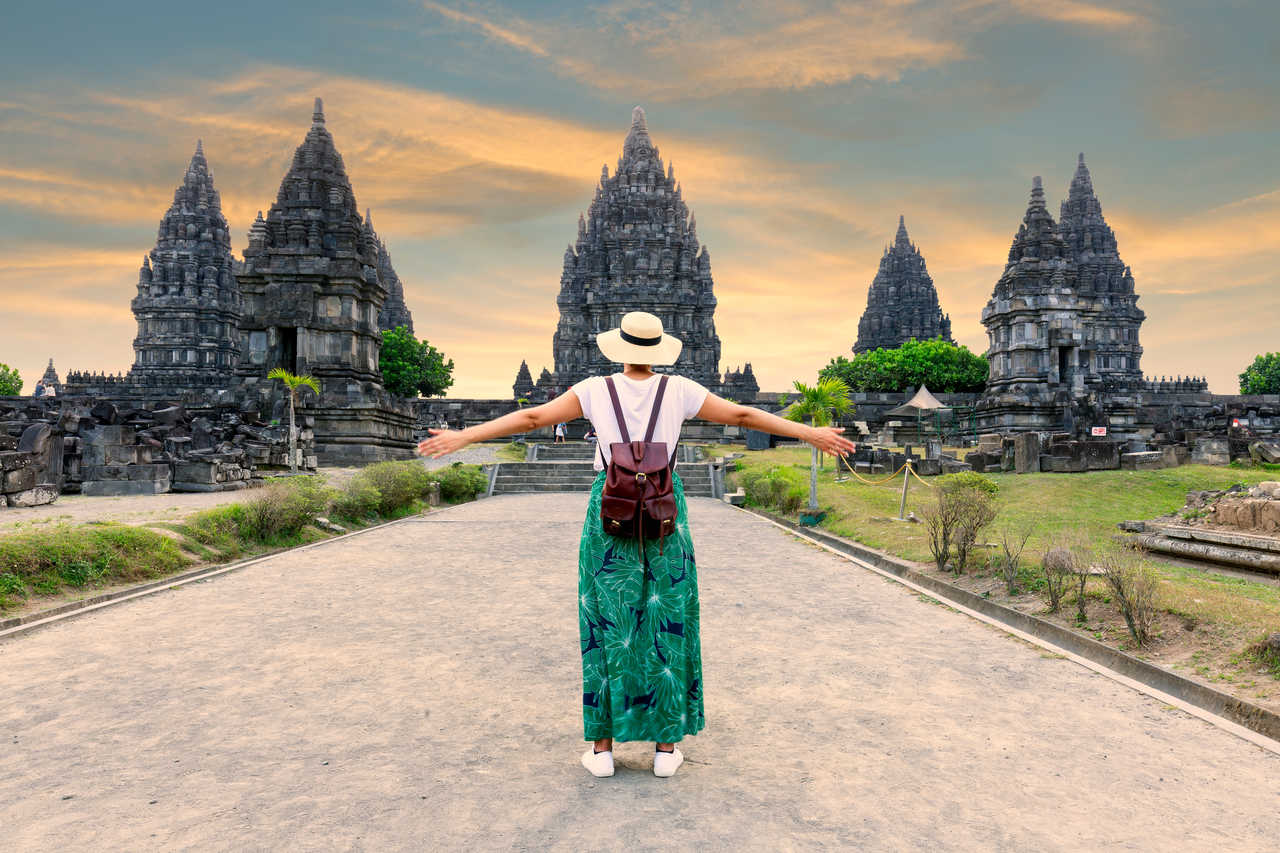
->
<box><xmin>488</xmin><ymin>442</ymin><xmax>717</xmax><ymax>497</ymax></box>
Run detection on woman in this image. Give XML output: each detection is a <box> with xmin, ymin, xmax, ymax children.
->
<box><xmin>417</xmin><ymin>312</ymin><xmax>855</xmax><ymax>778</ymax></box>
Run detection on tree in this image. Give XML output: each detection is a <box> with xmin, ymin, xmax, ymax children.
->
<box><xmin>268</xmin><ymin>368</ymin><xmax>320</xmax><ymax>474</ymax></box>
<box><xmin>785</xmin><ymin>376</ymin><xmax>852</xmax><ymax>511</ymax></box>
<box><xmin>1240</xmin><ymin>352</ymin><xmax>1280</xmax><ymax>395</ymax></box>
<box><xmin>379</xmin><ymin>326</ymin><xmax>455</xmax><ymax>398</ymax></box>
<box><xmin>821</xmin><ymin>338</ymin><xmax>988</xmax><ymax>393</ymax></box>
<box><xmin>0</xmin><ymin>364</ymin><xmax>21</xmax><ymax>396</ymax></box>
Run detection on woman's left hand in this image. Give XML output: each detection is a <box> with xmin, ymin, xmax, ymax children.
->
<box><xmin>417</xmin><ymin>428</ymin><xmax>471</xmax><ymax>459</ymax></box>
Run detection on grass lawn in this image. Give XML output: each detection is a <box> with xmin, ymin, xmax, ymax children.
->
<box><xmin>727</xmin><ymin>444</ymin><xmax>1280</xmax><ymax>709</ymax></box>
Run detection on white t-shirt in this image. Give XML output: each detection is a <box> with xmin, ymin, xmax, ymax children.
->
<box><xmin>570</xmin><ymin>373</ymin><xmax>710</xmax><ymax>471</ymax></box>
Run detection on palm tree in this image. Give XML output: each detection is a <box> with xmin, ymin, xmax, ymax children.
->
<box><xmin>785</xmin><ymin>376</ymin><xmax>853</xmax><ymax>511</ymax></box>
<box><xmin>268</xmin><ymin>368</ymin><xmax>321</xmax><ymax>474</ymax></box>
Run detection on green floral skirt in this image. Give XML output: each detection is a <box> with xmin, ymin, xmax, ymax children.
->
<box><xmin>578</xmin><ymin>470</ymin><xmax>705</xmax><ymax>743</ymax></box>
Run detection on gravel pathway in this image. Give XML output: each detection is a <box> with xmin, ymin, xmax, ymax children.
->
<box><xmin>0</xmin><ymin>493</ymin><xmax>1276</xmax><ymax>850</ymax></box>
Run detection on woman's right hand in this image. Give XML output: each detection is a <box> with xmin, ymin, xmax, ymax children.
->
<box><xmin>806</xmin><ymin>425</ymin><xmax>857</xmax><ymax>456</ymax></box>
<box><xmin>416</xmin><ymin>428</ymin><xmax>471</xmax><ymax>459</ymax></box>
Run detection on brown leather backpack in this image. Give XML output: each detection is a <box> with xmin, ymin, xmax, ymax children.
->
<box><xmin>599</xmin><ymin>375</ymin><xmax>679</xmax><ymax>553</ymax></box>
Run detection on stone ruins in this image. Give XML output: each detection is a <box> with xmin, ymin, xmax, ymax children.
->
<box><xmin>854</xmin><ymin>216</ymin><xmax>953</xmax><ymax>353</ymax></box>
<box><xmin>979</xmin><ymin>157</ymin><xmax>1152</xmax><ymax>432</ymax></box>
<box><xmin>6</xmin><ymin>108</ymin><xmax>1279</xmax><ymax>506</ymax></box>
<box><xmin>518</xmin><ymin>107</ymin><xmax>759</xmax><ymax>402</ymax></box>
<box><xmin>235</xmin><ymin>99</ymin><xmax>414</xmax><ymax>463</ymax></box>
<box><xmin>128</xmin><ymin>140</ymin><xmax>242</xmax><ymax>389</ymax></box>
<box><xmin>65</xmin><ymin>99</ymin><xmax>417</xmax><ymax>465</ymax></box>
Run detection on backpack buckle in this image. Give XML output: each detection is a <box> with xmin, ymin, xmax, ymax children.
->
<box><xmin>635</xmin><ymin>472</ymin><xmax>647</xmax><ymax>483</ymax></box>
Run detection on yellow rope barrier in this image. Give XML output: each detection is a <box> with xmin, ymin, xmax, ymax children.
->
<box><xmin>834</xmin><ymin>450</ymin><xmax>938</xmax><ymax>489</ymax></box>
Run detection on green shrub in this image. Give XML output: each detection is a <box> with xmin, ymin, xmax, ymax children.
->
<box><xmin>436</xmin><ymin>463</ymin><xmax>488</xmax><ymax>502</ymax></box>
<box><xmin>0</xmin><ymin>524</ymin><xmax>189</xmax><ymax>608</ymax></box>
<box><xmin>740</xmin><ymin>465</ymin><xmax>806</xmax><ymax>512</ymax></box>
<box><xmin>331</xmin><ymin>481</ymin><xmax>383</xmax><ymax>522</ymax></box>
<box><xmin>359</xmin><ymin>461</ymin><xmax>436</xmax><ymax>515</ymax></box>
<box><xmin>241</xmin><ymin>479</ymin><xmax>328</xmax><ymax>543</ymax></box>
<box><xmin>938</xmin><ymin>471</ymin><xmax>999</xmax><ymax>498</ymax></box>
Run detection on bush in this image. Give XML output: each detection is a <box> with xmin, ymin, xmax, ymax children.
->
<box><xmin>820</xmin><ymin>338</ymin><xmax>988</xmax><ymax>393</ymax></box>
<box><xmin>1239</xmin><ymin>352</ymin><xmax>1280</xmax><ymax>395</ymax></box>
<box><xmin>938</xmin><ymin>472</ymin><xmax>999</xmax><ymax>498</ymax></box>
<box><xmin>436</xmin><ymin>463</ymin><xmax>488</xmax><ymax>502</ymax></box>
<box><xmin>0</xmin><ymin>363</ymin><xmax>21</xmax><ymax>396</ymax></box>
<box><xmin>1101</xmin><ymin>548</ymin><xmax>1160</xmax><ymax>647</ymax></box>
<box><xmin>360</xmin><ymin>461</ymin><xmax>436</xmax><ymax>516</ymax></box>
<box><xmin>1041</xmin><ymin>546</ymin><xmax>1074</xmax><ymax>613</ymax></box>
<box><xmin>241</xmin><ymin>478</ymin><xmax>329</xmax><ymax>543</ymax></box>
<box><xmin>0</xmin><ymin>524</ymin><xmax>190</xmax><ymax>608</ymax></box>
<box><xmin>997</xmin><ymin>523</ymin><xmax>1033</xmax><ymax>595</ymax></box>
<box><xmin>740</xmin><ymin>465</ymin><xmax>806</xmax><ymax>513</ymax></box>
<box><xmin>924</xmin><ymin>473</ymin><xmax>999</xmax><ymax>574</ymax></box>
<box><xmin>331</xmin><ymin>481</ymin><xmax>383</xmax><ymax>522</ymax></box>
<box><xmin>186</xmin><ymin>476</ymin><xmax>332</xmax><ymax>547</ymax></box>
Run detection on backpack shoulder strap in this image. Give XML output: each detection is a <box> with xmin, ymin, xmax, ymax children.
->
<box><xmin>603</xmin><ymin>376</ymin><xmax>631</xmax><ymax>444</ymax></box>
<box><xmin>644</xmin><ymin>375</ymin><xmax>670</xmax><ymax>443</ymax></box>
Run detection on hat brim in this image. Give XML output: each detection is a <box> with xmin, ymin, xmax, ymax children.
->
<box><xmin>596</xmin><ymin>329</ymin><xmax>683</xmax><ymax>366</ymax></box>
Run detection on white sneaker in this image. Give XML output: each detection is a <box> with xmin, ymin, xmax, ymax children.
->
<box><xmin>581</xmin><ymin>748</ymin><xmax>614</xmax><ymax>777</ymax></box>
<box><xmin>653</xmin><ymin>747</ymin><xmax>684</xmax><ymax>778</ymax></box>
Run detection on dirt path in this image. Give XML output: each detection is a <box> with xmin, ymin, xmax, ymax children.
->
<box><xmin>1</xmin><ymin>494</ymin><xmax>1276</xmax><ymax>850</ymax></box>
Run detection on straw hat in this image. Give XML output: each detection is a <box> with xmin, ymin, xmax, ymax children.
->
<box><xmin>596</xmin><ymin>311</ymin><xmax>683</xmax><ymax>366</ymax></box>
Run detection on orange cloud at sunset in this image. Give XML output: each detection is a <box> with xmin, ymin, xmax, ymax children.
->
<box><xmin>0</xmin><ymin>0</ymin><xmax>1275</xmax><ymax>401</ymax></box>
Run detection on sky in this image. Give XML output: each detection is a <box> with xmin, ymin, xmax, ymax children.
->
<box><xmin>1</xmin><ymin>0</ymin><xmax>1277</xmax><ymax>397</ymax></box>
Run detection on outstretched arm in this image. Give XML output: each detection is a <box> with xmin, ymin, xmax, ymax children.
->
<box><xmin>417</xmin><ymin>392</ymin><xmax>585</xmax><ymax>458</ymax></box>
<box><xmin>696</xmin><ymin>393</ymin><xmax>856</xmax><ymax>456</ymax></box>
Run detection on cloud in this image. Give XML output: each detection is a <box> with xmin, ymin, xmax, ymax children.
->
<box><xmin>420</xmin><ymin>0</ymin><xmax>550</xmax><ymax>57</ymax></box>
<box><xmin>420</xmin><ymin>0</ymin><xmax>1152</xmax><ymax>100</ymax></box>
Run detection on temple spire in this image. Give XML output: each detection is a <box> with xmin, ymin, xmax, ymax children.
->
<box><xmin>895</xmin><ymin>214</ymin><xmax>910</xmax><ymax>248</ymax></box>
<box><xmin>313</xmin><ymin>97</ymin><xmax>325</xmax><ymax>125</ymax></box>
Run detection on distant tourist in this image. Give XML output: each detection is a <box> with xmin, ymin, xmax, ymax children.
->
<box><xmin>418</xmin><ymin>311</ymin><xmax>854</xmax><ymax>779</ymax></box>
<box><xmin>43</xmin><ymin>382</ymin><xmax>56</xmax><ymax>398</ymax></box>
<box><xmin>584</xmin><ymin>426</ymin><xmax>597</xmax><ymax>444</ymax></box>
<box><xmin>554</xmin><ymin>422</ymin><xmax>567</xmax><ymax>443</ymax></box>
<box><xmin>32</xmin><ymin>381</ymin><xmax>46</xmax><ymax>398</ymax></box>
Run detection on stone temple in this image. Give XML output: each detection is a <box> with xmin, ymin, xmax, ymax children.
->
<box><xmin>370</xmin><ymin>210</ymin><xmax>414</xmax><ymax>334</ymax></box>
<box><xmin>234</xmin><ymin>99</ymin><xmax>414</xmax><ymax>462</ymax></box>
<box><xmin>129</xmin><ymin>141</ymin><xmax>242</xmax><ymax>387</ymax></box>
<box><xmin>854</xmin><ymin>215</ymin><xmax>952</xmax><ymax>353</ymax></box>
<box><xmin>523</xmin><ymin>107</ymin><xmax>758</xmax><ymax>401</ymax></box>
<box><xmin>978</xmin><ymin>155</ymin><xmax>1149</xmax><ymax>431</ymax></box>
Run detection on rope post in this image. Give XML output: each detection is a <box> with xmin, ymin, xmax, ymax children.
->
<box><xmin>898</xmin><ymin>456</ymin><xmax>911</xmax><ymax>520</ymax></box>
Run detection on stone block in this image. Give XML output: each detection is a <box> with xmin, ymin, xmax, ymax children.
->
<box><xmin>81</xmin><ymin>479</ymin><xmax>170</xmax><ymax>497</ymax></box>
<box><xmin>1191</xmin><ymin>438</ymin><xmax>1230</xmax><ymax>466</ymax></box>
<box><xmin>1084</xmin><ymin>441</ymin><xmax>1120</xmax><ymax>470</ymax></box>
<box><xmin>744</xmin><ymin>428</ymin><xmax>772</xmax><ymax>451</ymax></box>
<box><xmin>939</xmin><ymin>457</ymin><xmax>973</xmax><ymax>474</ymax></box>
<box><xmin>0</xmin><ymin>451</ymin><xmax>31</xmax><ymax>473</ymax></box>
<box><xmin>1121</xmin><ymin>451</ymin><xmax>1165</xmax><ymax>471</ymax></box>
<box><xmin>103</xmin><ymin>445</ymin><xmax>140</xmax><ymax>465</ymax></box>
<box><xmin>127</xmin><ymin>464</ymin><xmax>172</xmax><ymax>481</ymax></box>
<box><xmin>83</xmin><ymin>425</ymin><xmax>132</xmax><ymax>445</ymax></box>
<box><xmin>978</xmin><ymin>433</ymin><xmax>1002</xmax><ymax>453</ymax></box>
<box><xmin>1251</xmin><ymin>440</ymin><xmax>1280</xmax><ymax>464</ymax></box>
<box><xmin>915</xmin><ymin>458</ymin><xmax>941</xmax><ymax>476</ymax></box>
<box><xmin>1160</xmin><ymin>446</ymin><xmax>1184</xmax><ymax>468</ymax></box>
<box><xmin>7</xmin><ymin>485</ymin><xmax>59</xmax><ymax>507</ymax></box>
<box><xmin>17</xmin><ymin>423</ymin><xmax>53</xmax><ymax>455</ymax></box>
<box><xmin>4</xmin><ymin>466</ymin><xmax>37</xmax><ymax>492</ymax></box>
<box><xmin>174</xmin><ymin>462</ymin><xmax>218</xmax><ymax>484</ymax></box>
<box><xmin>1013</xmin><ymin>433</ymin><xmax>1042</xmax><ymax>474</ymax></box>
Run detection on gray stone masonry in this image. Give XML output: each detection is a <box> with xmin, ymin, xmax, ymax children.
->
<box><xmin>234</xmin><ymin>99</ymin><xmax>415</xmax><ymax>464</ymax></box>
<box><xmin>854</xmin><ymin>215</ymin><xmax>953</xmax><ymax>353</ymax></box>
<box><xmin>127</xmin><ymin>140</ymin><xmax>241</xmax><ymax>389</ymax></box>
